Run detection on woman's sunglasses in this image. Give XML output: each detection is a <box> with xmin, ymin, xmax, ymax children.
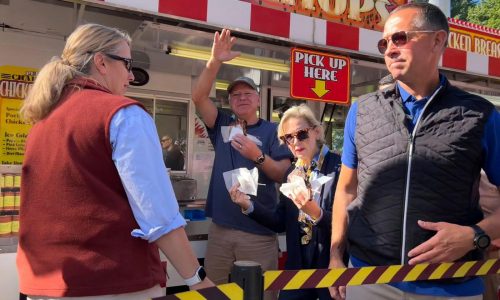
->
<box><xmin>377</xmin><ymin>30</ymin><xmax>436</xmax><ymax>54</ymax></box>
<box><xmin>280</xmin><ymin>126</ymin><xmax>316</xmax><ymax>145</ymax></box>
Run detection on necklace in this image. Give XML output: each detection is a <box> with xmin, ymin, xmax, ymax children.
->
<box><xmin>295</xmin><ymin>144</ymin><xmax>327</xmax><ymax>186</ymax></box>
<box><xmin>294</xmin><ymin>145</ymin><xmax>328</xmax><ymax>245</ymax></box>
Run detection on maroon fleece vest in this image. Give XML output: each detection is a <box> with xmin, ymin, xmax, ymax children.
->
<box><xmin>17</xmin><ymin>78</ymin><xmax>166</xmax><ymax>297</ymax></box>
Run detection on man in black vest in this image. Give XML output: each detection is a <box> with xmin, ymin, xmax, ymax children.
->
<box><xmin>329</xmin><ymin>3</ymin><xmax>500</xmax><ymax>300</ymax></box>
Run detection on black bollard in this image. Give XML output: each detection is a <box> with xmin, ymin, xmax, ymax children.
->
<box><xmin>229</xmin><ymin>260</ymin><xmax>263</xmax><ymax>300</ymax></box>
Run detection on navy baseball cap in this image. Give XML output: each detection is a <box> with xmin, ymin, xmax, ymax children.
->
<box><xmin>227</xmin><ymin>76</ymin><xmax>258</xmax><ymax>93</ymax></box>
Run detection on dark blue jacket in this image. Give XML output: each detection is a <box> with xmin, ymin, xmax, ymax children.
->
<box><xmin>249</xmin><ymin>151</ymin><xmax>341</xmax><ymax>270</ymax></box>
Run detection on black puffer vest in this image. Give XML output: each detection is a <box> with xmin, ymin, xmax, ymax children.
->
<box><xmin>348</xmin><ymin>78</ymin><xmax>494</xmax><ymax>266</ymax></box>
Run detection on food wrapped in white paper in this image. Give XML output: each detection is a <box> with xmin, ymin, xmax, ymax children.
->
<box><xmin>223</xmin><ymin>167</ymin><xmax>259</xmax><ymax>196</ymax></box>
<box><xmin>221</xmin><ymin>125</ymin><xmax>262</xmax><ymax>146</ymax></box>
<box><xmin>280</xmin><ymin>174</ymin><xmax>333</xmax><ymax>200</ymax></box>
<box><xmin>279</xmin><ymin>175</ymin><xmax>308</xmax><ymax>199</ymax></box>
<box><xmin>280</xmin><ymin>173</ymin><xmax>334</xmax><ymax>222</ymax></box>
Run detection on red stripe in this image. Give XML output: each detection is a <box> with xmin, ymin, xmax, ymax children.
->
<box><xmin>391</xmin><ymin>265</ymin><xmax>413</xmax><ymax>283</ymax></box>
<box><xmin>363</xmin><ymin>266</ymin><xmax>389</xmax><ymax>284</ymax></box>
<box><xmin>158</xmin><ymin>0</ymin><xmax>207</xmax><ymax>21</ymax></box>
<box><xmin>334</xmin><ymin>267</ymin><xmax>360</xmax><ymax>286</ymax></box>
<box><xmin>442</xmin><ymin>47</ymin><xmax>467</xmax><ymax>71</ymax></box>
<box><xmin>465</xmin><ymin>261</ymin><xmax>482</xmax><ymax>276</ymax></box>
<box><xmin>416</xmin><ymin>263</ymin><xmax>441</xmax><ymax>281</ymax></box>
<box><xmin>491</xmin><ymin>259</ymin><xmax>500</xmax><ymax>274</ymax></box>
<box><xmin>489</xmin><ymin>56</ymin><xmax>500</xmax><ymax>77</ymax></box>
<box><xmin>266</xmin><ymin>270</ymin><xmax>299</xmax><ymax>291</ymax></box>
<box><xmin>250</xmin><ymin>4</ymin><xmax>290</xmax><ymax>38</ymax></box>
<box><xmin>442</xmin><ymin>261</ymin><xmax>466</xmax><ymax>279</ymax></box>
<box><xmin>199</xmin><ymin>286</ymin><xmax>232</xmax><ymax>300</ymax></box>
<box><xmin>301</xmin><ymin>269</ymin><xmax>331</xmax><ymax>288</ymax></box>
<box><xmin>152</xmin><ymin>286</ymin><xmax>231</xmax><ymax>300</ymax></box>
<box><xmin>326</xmin><ymin>22</ymin><xmax>359</xmax><ymax>51</ymax></box>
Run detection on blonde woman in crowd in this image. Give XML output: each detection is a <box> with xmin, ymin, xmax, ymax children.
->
<box><xmin>230</xmin><ymin>104</ymin><xmax>341</xmax><ymax>300</ymax></box>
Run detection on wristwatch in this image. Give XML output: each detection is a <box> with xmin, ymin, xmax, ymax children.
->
<box><xmin>470</xmin><ymin>224</ymin><xmax>491</xmax><ymax>250</ymax></box>
<box><xmin>254</xmin><ymin>153</ymin><xmax>266</xmax><ymax>165</ymax></box>
<box><xmin>184</xmin><ymin>266</ymin><xmax>206</xmax><ymax>286</ymax></box>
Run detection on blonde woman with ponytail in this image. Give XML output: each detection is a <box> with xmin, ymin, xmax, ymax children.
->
<box><xmin>18</xmin><ymin>24</ymin><xmax>213</xmax><ymax>300</ymax></box>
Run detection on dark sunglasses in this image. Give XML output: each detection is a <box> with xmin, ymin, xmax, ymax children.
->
<box><xmin>280</xmin><ymin>126</ymin><xmax>315</xmax><ymax>145</ymax></box>
<box><xmin>105</xmin><ymin>53</ymin><xmax>133</xmax><ymax>72</ymax></box>
<box><xmin>377</xmin><ymin>30</ymin><xmax>436</xmax><ymax>54</ymax></box>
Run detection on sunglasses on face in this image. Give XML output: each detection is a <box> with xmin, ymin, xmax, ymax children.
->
<box><xmin>280</xmin><ymin>126</ymin><xmax>315</xmax><ymax>145</ymax></box>
<box><xmin>105</xmin><ymin>53</ymin><xmax>133</xmax><ymax>72</ymax></box>
<box><xmin>377</xmin><ymin>30</ymin><xmax>437</xmax><ymax>54</ymax></box>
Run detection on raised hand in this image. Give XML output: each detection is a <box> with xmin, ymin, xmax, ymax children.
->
<box><xmin>211</xmin><ymin>28</ymin><xmax>240</xmax><ymax>63</ymax></box>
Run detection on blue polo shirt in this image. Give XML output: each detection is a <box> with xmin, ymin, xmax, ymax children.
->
<box><xmin>342</xmin><ymin>77</ymin><xmax>500</xmax><ymax>296</ymax></box>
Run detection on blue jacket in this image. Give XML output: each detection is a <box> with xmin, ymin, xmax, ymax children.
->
<box><xmin>249</xmin><ymin>150</ymin><xmax>341</xmax><ymax>269</ymax></box>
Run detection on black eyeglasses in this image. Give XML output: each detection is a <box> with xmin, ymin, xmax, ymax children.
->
<box><xmin>280</xmin><ymin>126</ymin><xmax>315</xmax><ymax>145</ymax></box>
<box><xmin>377</xmin><ymin>30</ymin><xmax>437</xmax><ymax>54</ymax></box>
<box><xmin>105</xmin><ymin>53</ymin><xmax>133</xmax><ymax>72</ymax></box>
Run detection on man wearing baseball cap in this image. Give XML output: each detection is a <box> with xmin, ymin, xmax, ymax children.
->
<box><xmin>192</xmin><ymin>28</ymin><xmax>291</xmax><ymax>300</ymax></box>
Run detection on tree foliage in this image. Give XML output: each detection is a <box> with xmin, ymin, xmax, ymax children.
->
<box><xmin>451</xmin><ymin>0</ymin><xmax>476</xmax><ymax>21</ymax></box>
<box><xmin>467</xmin><ymin>0</ymin><xmax>500</xmax><ymax>29</ymax></box>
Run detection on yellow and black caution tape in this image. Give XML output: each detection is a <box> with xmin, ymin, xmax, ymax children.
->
<box><xmin>155</xmin><ymin>259</ymin><xmax>500</xmax><ymax>300</ymax></box>
<box><xmin>264</xmin><ymin>258</ymin><xmax>500</xmax><ymax>291</ymax></box>
<box><xmin>154</xmin><ymin>283</ymin><xmax>243</xmax><ymax>300</ymax></box>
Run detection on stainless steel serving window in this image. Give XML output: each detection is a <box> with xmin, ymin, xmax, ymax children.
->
<box><xmin>128</xmin><ymin>94</ymin><xmax>189</xmax><ymax>173</ymax></box>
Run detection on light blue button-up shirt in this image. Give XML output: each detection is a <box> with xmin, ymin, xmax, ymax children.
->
<box><xmin>109</xmin><ymin>105</ymin><xmax>186</xmax><ymax>242</ymax></box>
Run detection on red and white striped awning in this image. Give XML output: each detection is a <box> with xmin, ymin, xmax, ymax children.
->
<box><xmin>98</xmin><ymin>0</ymin><xmax>499</xmax><ymax>78</ymax></box>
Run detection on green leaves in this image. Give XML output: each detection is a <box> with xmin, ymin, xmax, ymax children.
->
<box><xmin>451</xmin><ymin>0</ymin><xmax>499</xmax><ymax>30</ymax></box>
<box><xmin>467</xmin><ymin>0</ymin><xmax>500</xmax><ymax>30</ymax></box>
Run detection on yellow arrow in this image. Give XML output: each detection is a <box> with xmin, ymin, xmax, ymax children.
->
<box><xmin>311</xmin><ymin>80</ymin><xmax>330</xmax><ymax>98</ymax></box>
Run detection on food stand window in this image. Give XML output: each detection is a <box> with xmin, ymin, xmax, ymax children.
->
<box><xmin>129</xmin><ymin>95</ymin><xmax>189</xmax><ymax>172</ymax></box>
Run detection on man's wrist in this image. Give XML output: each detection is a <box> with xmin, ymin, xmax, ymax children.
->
<box><xmin>470</xmin><ymin>224</ymin><xmax>491</xmax><ymax>250</ymax></box>
<box><xmin>254</xmin><ymin>152</ymin><xmax>265</xmax><ymax>165</ymax></box>
<box><xmin>207</xmin><ymin>57</ymin><xmax>222</xmax><ymax>67</ymax></box>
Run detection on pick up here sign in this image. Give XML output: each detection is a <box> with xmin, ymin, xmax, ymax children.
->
<box><xmin>290</xmin><ymin>48</ymin><xmax>350</xmax><ymax>104</ymax></box>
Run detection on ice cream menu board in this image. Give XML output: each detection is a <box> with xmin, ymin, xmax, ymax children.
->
<box><xmin>0</xmin><ymin>65</ymin><xmax>36</xmax><ymax>165</ymax></box>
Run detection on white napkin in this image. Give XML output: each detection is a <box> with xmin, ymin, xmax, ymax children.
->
<box><xmin>310</xmin><ymin>174</ymin><xmax>332</xmax><ymax>194</ymax></box>
<box><xmin>280</xmin><ymin>173</ymin><xmax>333</xmax><ymax>222</ymax></box>
<box><xmin>280</xmin><ymin>174</ymin><xmax>333</xmax><ymax>200</ymax></box>
<box><xmin>221</xmin><ymin>125</ymin><xmax>263</xmax><ymax>146</ymax></box>
<box><xmin>279</xmin><ymin>175</ymin><xmax>308</xmax><ymax>199</ymax></box>
<box><xmin>223</xmin><ymin>167</ymin><xmax>259</xmax><ymax>196</ymax></box>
